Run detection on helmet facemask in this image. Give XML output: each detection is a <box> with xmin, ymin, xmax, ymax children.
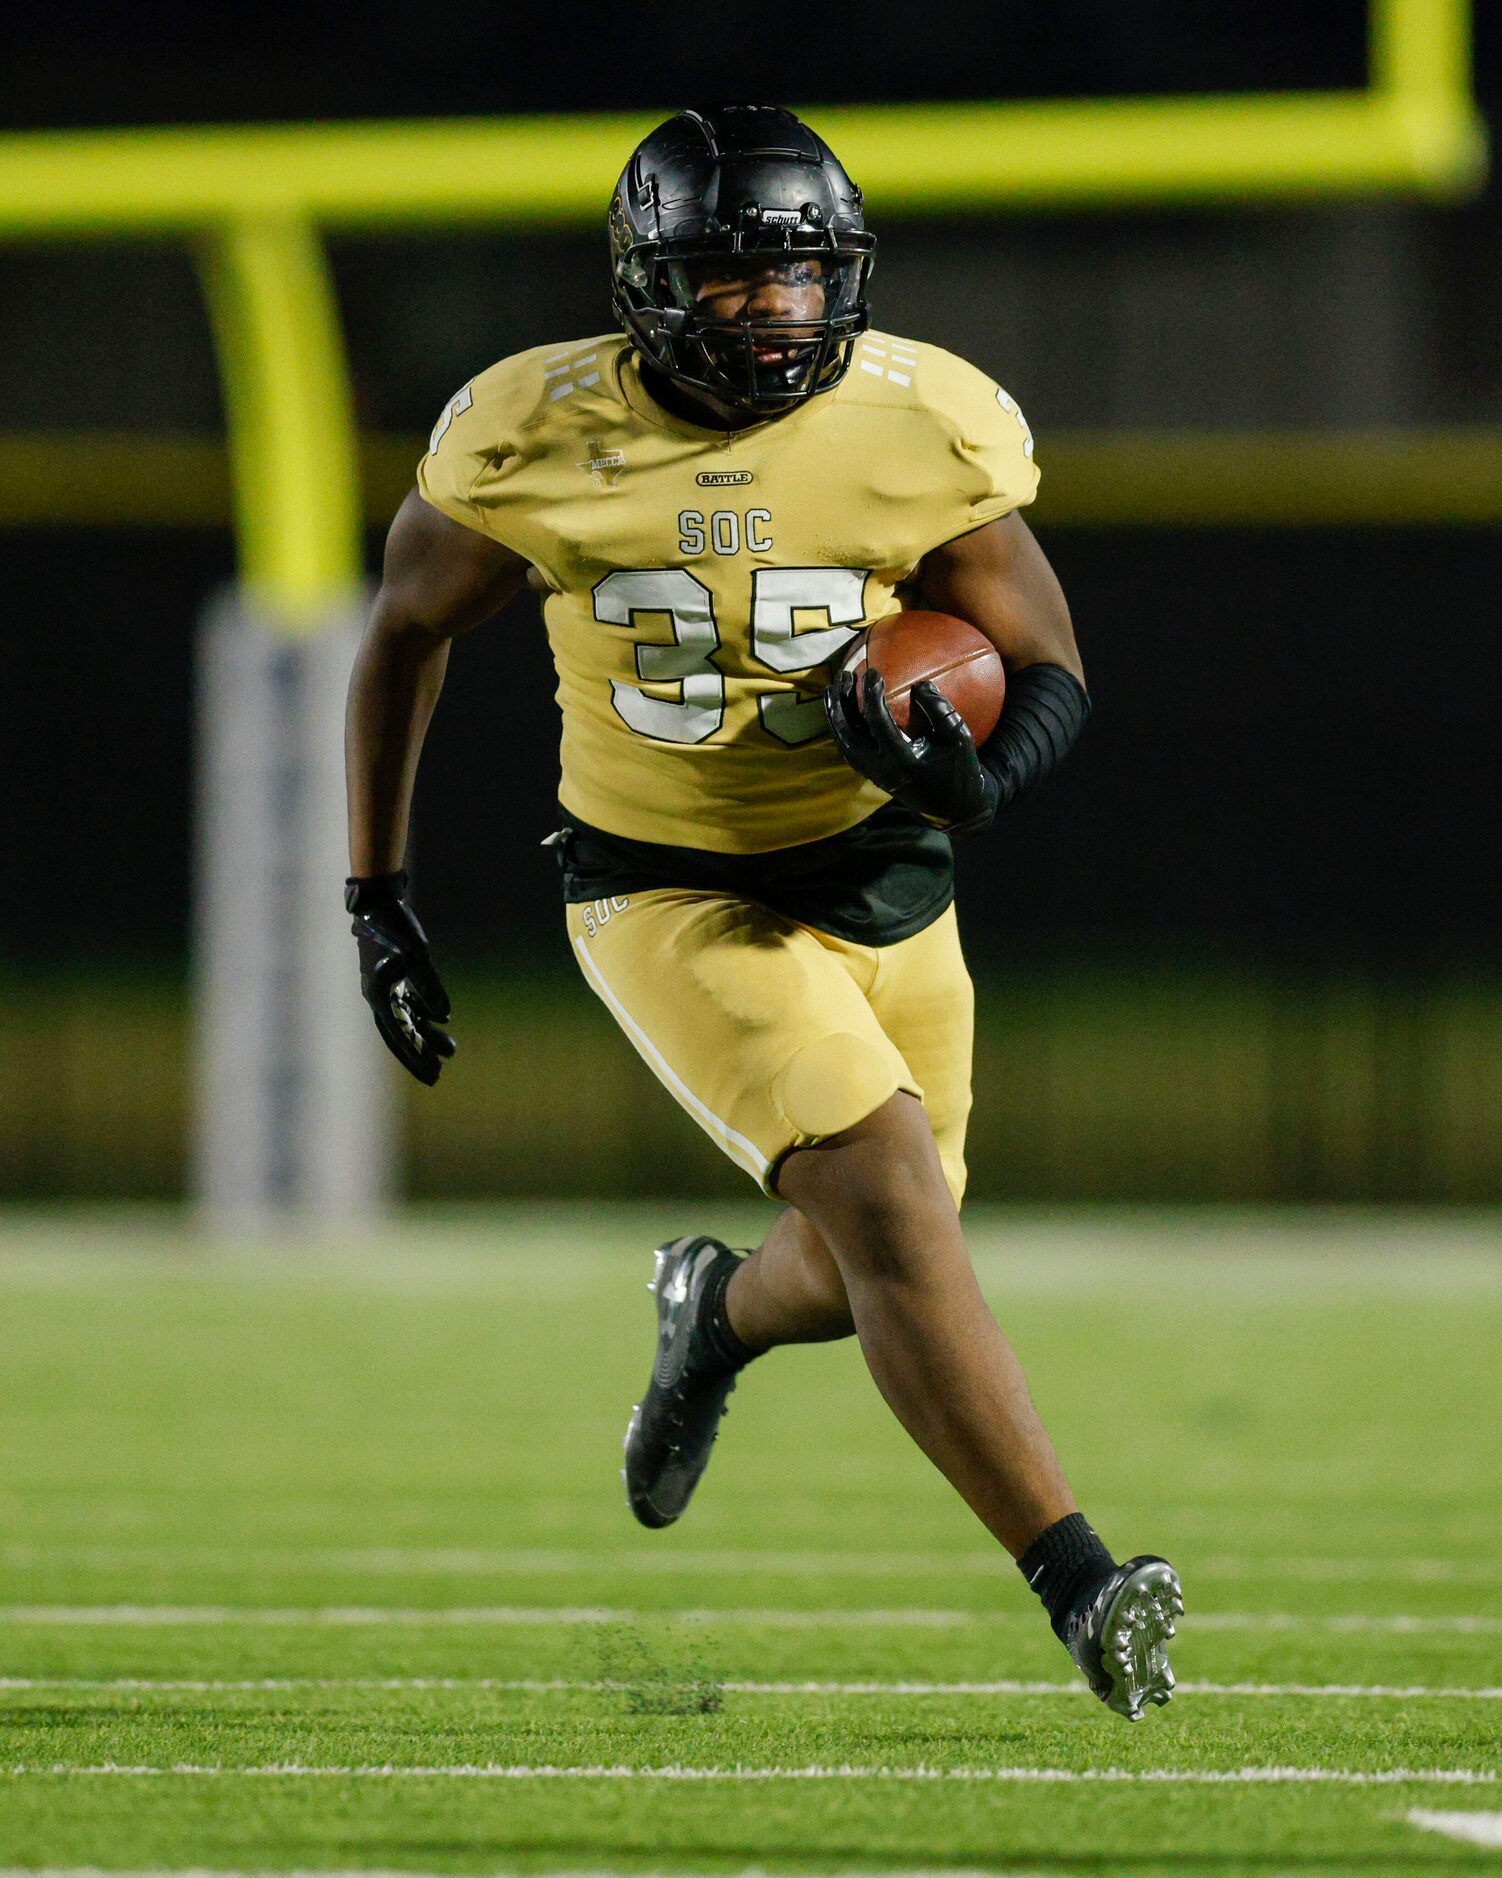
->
<box><xmin>616</xmin><ymin>225</ymin><xmax>876</xmax><ymax>418</ymax></box>
<box><xmin>678</xmin><ymin>245</ymin><xmax>871</xmax><ymax>410</ymax></box>
<box><xmin>609</xmin><ymin>106</ymin><xmax>877</xmax><ymax>418</ymax></box>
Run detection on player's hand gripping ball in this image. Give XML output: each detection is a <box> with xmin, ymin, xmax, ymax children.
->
<box><xmin>825</xmin><ymin>610</ymin><xmax>1006</xmax><ymax>836</ymax></box>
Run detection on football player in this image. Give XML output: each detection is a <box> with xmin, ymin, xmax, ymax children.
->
<box><xmin>345</xmin><ymin>104</ymin><xmax>1182</xmax><ymax>1718</ymax></box>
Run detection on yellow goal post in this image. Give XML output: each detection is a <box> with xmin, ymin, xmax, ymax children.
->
<box><xmin>0</xmin><ymin>0</ymin><xmax>1486</xmax><ymax>632</ymax></box>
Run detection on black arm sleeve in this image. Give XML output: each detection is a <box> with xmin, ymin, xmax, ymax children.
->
<box><xmin>978</xmin><ymin>662</ymin><xmax>1092</xmax><ymax>811</ymax></box>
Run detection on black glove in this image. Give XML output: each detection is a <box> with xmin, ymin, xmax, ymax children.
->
<box><xmin>345</xmin><ymin>872</ymin><xmax>455</xmax><ymax>1086</ymax></box>
<box><xmin>825</xmin><ymin>669</ymin><xmax>999</xmax><ymax>836</ymax></box>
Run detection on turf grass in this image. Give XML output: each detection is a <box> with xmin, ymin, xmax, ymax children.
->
<box><xmin>1</xmin><ymin>1204</ymin><xmax>1500</xmax><ymax>1875</ymax></box>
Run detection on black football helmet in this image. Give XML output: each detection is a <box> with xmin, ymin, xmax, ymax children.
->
<box><xmin>609</xmin><ymin>104</ymin><xmax>876</xmax><ymax>418</ymax></box>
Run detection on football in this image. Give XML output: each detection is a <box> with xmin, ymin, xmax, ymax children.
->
<box><xmin>842</xmin><ymin>609</ymin><xmax>1006</xmax><ymax>743</ymax></box>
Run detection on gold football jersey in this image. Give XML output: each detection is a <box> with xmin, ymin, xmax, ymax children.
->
<box><xmin>417</xmin><ymin>330</ymin><xmax>1038</xmax><ymax>852</ymax></box>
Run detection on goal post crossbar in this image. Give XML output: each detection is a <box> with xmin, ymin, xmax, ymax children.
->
<box><xmin>0</xmin><ymin>0</ymin><xmax>1486</xmax><ymax>233</ymax></box>
<box><xmin>0</xmin><ymin>0</ymin><xmax>1486</xmax><ymax>625</ymax></box>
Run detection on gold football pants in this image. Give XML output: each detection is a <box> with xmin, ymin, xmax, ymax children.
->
<box><xmin>566</xmin><ymin>890</ymin><xmax>973</xmax><ymax>1204</ymax></box>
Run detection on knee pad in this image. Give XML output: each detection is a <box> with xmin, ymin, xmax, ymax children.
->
<box><xmin>772</xmin><ymin>1030</ymin><xmax>908</xmax><ymax>1142</ymax></box>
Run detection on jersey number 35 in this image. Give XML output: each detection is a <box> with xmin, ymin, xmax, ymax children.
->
<box><xmin>593</xmin><ymin>567</ymin><xmax>868</xmax><ymax>747</ymax></box>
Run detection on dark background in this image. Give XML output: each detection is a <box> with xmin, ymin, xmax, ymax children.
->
<box><xmin>0</xmin><ymin>3</ymin><xmax>1380</xmax><ymax>130</ymax></box>
<box><xmin>3</xmin><ymin>3</ymin><xmax>1499</xmax><ymax>1197</ymax></box>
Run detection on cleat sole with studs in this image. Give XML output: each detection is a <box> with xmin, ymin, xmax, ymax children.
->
<box><xmin>1096</xmin><ymin>1557</ymin><xmax>1182</xmax><ymax>1720</ymax></box>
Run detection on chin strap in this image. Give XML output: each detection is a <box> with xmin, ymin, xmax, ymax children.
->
<box><xmin>978</xmin><ymin>663</ymin><xmax>1092</xmax><ymax>812</ymax></box>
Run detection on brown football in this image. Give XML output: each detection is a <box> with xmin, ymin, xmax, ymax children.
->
<box><xmin>842</xmin><ymin>610</ymin><xmax>1005</xmax><ymax>743</ymax></box>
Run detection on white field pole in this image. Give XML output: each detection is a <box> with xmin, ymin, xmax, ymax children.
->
<box><xmin>192</xmin><ymin>589</ymin><xmax>393</xmax><ymax>1224</ymax></box>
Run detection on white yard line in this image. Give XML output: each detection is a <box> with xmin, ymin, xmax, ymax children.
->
<box><xmin>0</xmin><ymin>1604</ymin><xmax>972</xmax><ymax>1629</ymax></box>
<box><xmin>6</xmin><ymin>1544</ymin><xmax>1499</xmax><ymax>1584</ymax></box>
<box><xmin>3</xmin><ymin>1603</ymin><xmax>1500</xmax><ymax>1632</ymax></box>
<box><xmin>1193</xmin><ymin>1613</ymin><xmax>1502</xmax><ymax>1633</ymax></box>
<box><xmin>2</xmin><ymin>1762</ymin><xmax>1496</xmax><ymax>1785</ymax></box>
<box><xmin>3</xmin><ymin>1215</ymin><xmax>1499</xmax><ymax>1289</ymax></box>
<box><xmin>1407</xmin><ymin>1809</ymin><xmax>1502</xmax><ymax>1848</ymax></box>
<box><xmin>0</xmin><ymin>1870</ymin><xmax>1048</xmax><ymax>1878</ymax></box>
<box><xmin>3</xmin><ymin>1675</ymin><xmax>1500</xmax><ymax>1700</ymax></box>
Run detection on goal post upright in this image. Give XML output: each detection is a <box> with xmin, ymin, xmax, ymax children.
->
<box><xmin>192</xmin><ymin>215</ymin><xmax>390</xmax><ymax>1226</ymax></box>
<box><xmin>197</xmin><ymin>216</ymin><xmax>362</xmax><ymax>615</ymax></box>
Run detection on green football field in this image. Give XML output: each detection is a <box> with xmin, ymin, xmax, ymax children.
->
<box><xmin>2</xmin><ymin>1205</ymin><xmax>1500</xmax><ymax>1876</ymax></box>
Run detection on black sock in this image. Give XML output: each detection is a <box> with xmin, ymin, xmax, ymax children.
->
<box><xmin>700</xmin><ymin>1252</ymin><xmax>757</xmax><ymax>1373</ymax></box>
<box><xmin>1017</xmin><ymin>1513</ymin><xmax>1116</xmax><ymax>1638</ymax></box>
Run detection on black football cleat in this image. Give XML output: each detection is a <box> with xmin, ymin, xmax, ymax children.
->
<box><xmin>1063</xmin><ymin>1555</ymin><xmax>1184</xmax><ymax>1720</ymax></box>
<box><xmin>623</xmin><ymin>1235</ymin><xmax>746</xmax><ymax>1530</ymax></box>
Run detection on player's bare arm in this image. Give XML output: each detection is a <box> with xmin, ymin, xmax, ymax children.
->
<box><xmin>347</xmin><ymin>491</ymin><xmax>530</xmax><ymax>876</ymax></box>
<box><xmin>916</xmin><ymin>509</ymin><xmax>1083</xmax><ymax>683</ymax></box>
<box><xmin>343</xmin><ymin>492</ymin><xmax>529</xmax><ymax>1082</ymax></box>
